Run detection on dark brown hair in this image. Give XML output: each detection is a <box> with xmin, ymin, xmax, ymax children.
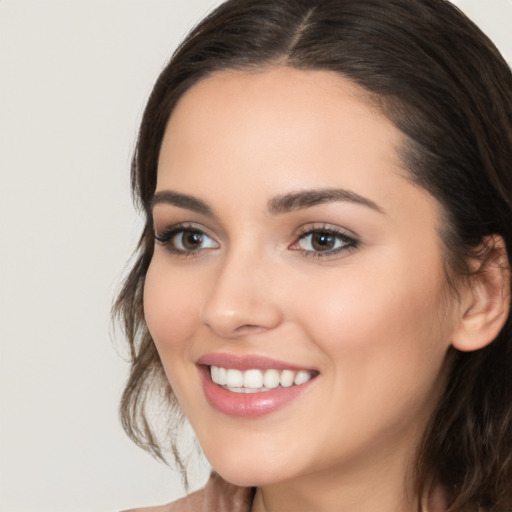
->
<box><xmin>114</xmin><ymin>0</ymin><xmax>512</xmax><ymax>509</ymax></box>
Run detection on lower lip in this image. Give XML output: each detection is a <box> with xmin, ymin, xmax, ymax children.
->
<box><xmin>199</xmin><ymin>366</ymin><xmax>315</xmax><ymax>418</ymax></box>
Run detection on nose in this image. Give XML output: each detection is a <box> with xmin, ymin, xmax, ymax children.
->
<box><xmin>200</xmin><ymin>250</ymin><xmax>283</xmax><ymax>338</ymax></box>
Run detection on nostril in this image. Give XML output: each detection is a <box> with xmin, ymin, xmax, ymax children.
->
<box><xmin>233</xmin><ymin>324</ymin><xmax>268</xmax><ymax>335</ymax></box>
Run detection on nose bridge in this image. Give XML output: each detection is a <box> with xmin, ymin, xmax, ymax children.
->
<box><xmin>200</xmin><ymin>243</ymin><xmax>282</xmax><ymax>337</ymax></box>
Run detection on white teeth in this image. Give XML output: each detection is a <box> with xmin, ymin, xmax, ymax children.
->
<box><xmin>294</xmin><ymin>370</ymin><xmax>311</xmax><ymax>386</ymax></box>
<box><xmin>211</xmin><ymin>365</ymin><xmax>220</xmax><ymax>384</ymax></box>
<box><xmin>212</xmin><ymin>367</ymin><xmax>227</xmax><ymax>386</ymax></box>
<box><xmin>280</xmin><ymin>369</ymin><xmax>295</xmax><ymax>387</ymax></box>
<box><xmin>225</xmin><ymin>386</ymin><xmax>271</xmax><ymax>394</ymax></box>
<box><xmin>209</xmin><ymin>366</ymin><xmax>315</xmax><ymax>391</ymax></box>
<box><xmin>244</xmin><ymin>369</ymin><xmax>263</xmax><ymax>389</ymax></box>
<box><xmin>263</xmin><ymin>369</ymin><xmax>280</xmax><ymax>389</ymax></box>
<box><xmin>226</xmin><ymin>369</ymin><xmax>244</xmax><ymax>388</ymax></box>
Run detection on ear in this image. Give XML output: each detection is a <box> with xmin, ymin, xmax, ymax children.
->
<box><xmin>451</xmin><ymin>235</ymin><xmax>510</xmax><ymax>352</ymax></box>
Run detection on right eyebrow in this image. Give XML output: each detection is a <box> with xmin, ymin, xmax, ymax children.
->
<box><xmin>150</xmin><ymin>190</ymin><xmax>214</xmax><ymax>216</ymax></box>
<box><xmin>267</xmin><ymin>188</ymin><xmax>385</xmax><ymax>215</ymax></box>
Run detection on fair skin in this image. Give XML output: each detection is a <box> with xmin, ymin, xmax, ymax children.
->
<box><xmin>143</xmin><ymin>67</ymin><xmax>507</xmax><ymax>512</ymax></box>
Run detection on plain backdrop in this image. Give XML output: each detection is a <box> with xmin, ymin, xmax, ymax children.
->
<box><xmin>1</xmin><ymin>1</ymin><xmax>511</xmax><ymax>511</ymax></box>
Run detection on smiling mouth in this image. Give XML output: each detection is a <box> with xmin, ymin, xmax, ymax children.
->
<box><xmin>199</xmin><ymin>356</ymin><xmax>319</xmax><ymax>417</ymax></box>
<box><xmin>210</xmin><ymin>366</ymin><xmax>317</xmax><ymax>393</ymax></box>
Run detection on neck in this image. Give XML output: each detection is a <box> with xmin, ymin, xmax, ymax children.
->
<box><xmin>250</xmin><ymin>438</ymin><xmax>419</xmax><ymax>512</ymax></box>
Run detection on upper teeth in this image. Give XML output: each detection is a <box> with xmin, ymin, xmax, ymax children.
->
<box><xmin>210</xmin><ymin>366</ymin><xmax>314</xmax><ymax>392</ymax></box>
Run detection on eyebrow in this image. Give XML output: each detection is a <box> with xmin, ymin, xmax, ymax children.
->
<box><xmin>150</xmin><ymin>187</ymin><xmax>385</xmax><ymax>216</ymax></box>
<box><xmin>151</xmin><ymin>190</ymin><xmax>213</xmax><ymax>216</ymax></box>
<box><xmin>267</xmin><ymin>188</ymin><xmax>385</xmax><ymax>215</ymax></box>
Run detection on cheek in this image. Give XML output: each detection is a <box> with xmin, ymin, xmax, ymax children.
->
<box><xmin>288</xmin><ymin>262</ymin><xmax>454</xmax><ymax>461</ymax></box>
<box><xmin>143</xmin><ymin>259</ymin><xmax>200</xmax><ymax>355</ymax></box>
<box><xmin>294</xmin><ymin>255</ymin><xmax>453</xmax><ymax>402</ymax></box>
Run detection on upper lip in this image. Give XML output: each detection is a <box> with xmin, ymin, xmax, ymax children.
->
<box><xmin>196</xmin><ymin>352</ymin><xmax>317</xmax><ymax>372</ymax></box>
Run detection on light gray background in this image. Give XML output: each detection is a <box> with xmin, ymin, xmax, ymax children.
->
<box><xmin>1</xmin><ymin>1</ymin><xmax>511</xmax><ymax>511</ymax></box>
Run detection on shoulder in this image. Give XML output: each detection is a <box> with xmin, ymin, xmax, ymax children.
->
<box><xmin>122</xmin><ymin>473</ymin><xmax>254</xmax><ymax>512</ymax></box>
<box><xmin>121</xmin><ymin>487</ymin><xmax>205</xmax><ymax>512</ymax></box>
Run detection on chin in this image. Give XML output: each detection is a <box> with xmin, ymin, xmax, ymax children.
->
<box><xmin>214</xmin><ymin>466</ymin><xmax>286</xmax><ymax>488</ymax></box>
<box><xmin>203</xmin><ymin>448</ymin><xmax>298</xmax><ymax>488</ymax></box>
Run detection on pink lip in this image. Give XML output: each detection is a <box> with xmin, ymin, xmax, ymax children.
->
<box><xmin>197</xmin><ymin>352</ymin><xmax>314</xmax><ymax>371</ymax></box>
<box><xmin>196</xmin><ymin>353</ymin><xmax>318</xmax><ymax>418</ymax></box>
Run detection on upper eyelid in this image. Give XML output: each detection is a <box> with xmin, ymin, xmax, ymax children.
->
<box><xmin>297</xmin><ymin>230</ymin><xmax>355</xmax><ymax>243</ymax></box>
<box><xmin>291</xmin><ymin>224</ymin><xmax>360</xmax><ymax>250</ymax></box>
<box><xmin>154</xmin><ymin>221</ymin><xmax>213</xmax><ymax>235</ymax></box>
<box><xmin>153</xmin><ymin>222</ymin><xmax>356</xmax><ymax>235</ymax></box>
<box><xmin>154</xmin><ymin>223</ymin><xmax>216</xmax><ymax>244</ymax></box>
<box><xmin>295</xmin><ymin>222</ymin><xmax>359</xmax><ymax>239</ymax></box>
<box><xmin>154</xmin><ymin>224</ymin><xmax>220</xmax><ymax>256</ymax></box>
<box><xmin>294</xmin><ymin>228</ymin><xmax>357</xmax><ymax>244</ymax></box>
<box><xmin>152</xmin><ymin>216</ymin><xmax>225</xmax><ymax>239</ymax></box>
<box><xmin>154</xmin><ymin>221</ymin><xmax>359</xmax><ymax>249</ymax></box>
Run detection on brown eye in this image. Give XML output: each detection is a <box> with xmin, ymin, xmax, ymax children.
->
<box><xmin>155</xmin><ymin>225</ymin><xmax>219</xmax><ymax>254</ymax></box>
<box><xmin>170</xmin><ymin>229</ymin><xmax>218</xmax><ymax>252</ymax></box>
<box><xmin>180</xmin><ymin>230</ymin><xmax>204</xmax><ymax>250</ymax></box>
<box><xmin>311</xmin><ymin>232</ymin><xmax>336</xmax><ymax>251</ymax></box>
<box><xmin>294</xmin><ymin>228</ymin><xmax>357</xmax><ymax>256</ymax></box>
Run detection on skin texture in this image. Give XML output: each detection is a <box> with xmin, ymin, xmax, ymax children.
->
<box><xmin>144</xmin><ymin>67</ymin><xmax>467</xmax><ymax>512</ymax></box>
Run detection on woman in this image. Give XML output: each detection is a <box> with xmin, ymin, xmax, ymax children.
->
<box><xmin>115</xmin><ymin>0</ymin><xmax>512</xmax><ymax>510</ymax></box>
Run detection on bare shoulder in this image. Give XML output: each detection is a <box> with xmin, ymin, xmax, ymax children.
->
<box><xmin>122</xmin><ymin>505</ymin><xmax>173</xmax><ymax>512</ymax></box>
<box><xmin>121</xmin><ymin>488</ymin><xmax>205</xmax><ymax>512</ymax></box>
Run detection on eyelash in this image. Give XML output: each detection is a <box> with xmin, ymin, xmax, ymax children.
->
<box><xmin>291</xmin><ymin>224</ymin><xmax>359</xmax><ymax>259</ymax></box>
<box><xmin>154</xmin><ymin>223</ymin><xmax>218</xmax><ymax>257</ymax></box>
<box><xmin>154</xmin><ymin>223</ymin><xmax>359</xmax><ymax>259</ymax></box>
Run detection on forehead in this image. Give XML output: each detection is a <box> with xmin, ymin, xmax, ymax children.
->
<box><xmin>157</xmin><ymin>66</ymin><xmax>438</xmax><ymax>228</ymax></box>
<box><xmin>162</xmin><ymin>67</ymin><xmax>391</xmax><ymax>154</ymax></box>
<box><xmin>159</xmin><ymin>67</ymin><xmax>402</xmax><ymax>185</ymax></box>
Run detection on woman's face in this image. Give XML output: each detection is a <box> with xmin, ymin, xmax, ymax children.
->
<box><xmin>144</xmin><ymin>67</ymin><xmax>461</xmax><ymax>488</ymax></box>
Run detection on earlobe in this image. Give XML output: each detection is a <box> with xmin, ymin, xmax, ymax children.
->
<box><xmin>451</xmin><ymin>235</ymin><xmax>511</xmax><ymax>352</ymax></box>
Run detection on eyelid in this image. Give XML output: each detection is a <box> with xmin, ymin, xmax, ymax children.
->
<box><xmin>289</xmin><ymin>223</ymin><xmax>360</xmax><ymax>258</ymax></box>
<box><xmin>153</xmin><ymin>220</ymin><xmax>359</xmax><ymax>259</ymax></box>
<box><xmin>154</xmin><ymin>221</ymin><xmax>213</xmax><ymax>240</ymax></box>
<box><xmin>294</xmin><ymin>222</ymin><xmax>358</xmax><ymax>240</ymax></box>
<box><xmin>154</xmin><ymin>222</ymin><xmax>220</xmax><ymax>256</ymax></box>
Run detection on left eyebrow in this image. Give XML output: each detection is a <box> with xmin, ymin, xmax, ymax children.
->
<box><xmin>267</xmin><ymin>188</ymin><xmax>386</xmax><ymax>215</ymax></box>
<box><xmin>150</xmin><ymin>190</ymin><xmax>214</xmax><ymax>216</ymax></box>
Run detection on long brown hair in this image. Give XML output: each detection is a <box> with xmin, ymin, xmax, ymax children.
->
<box><xmin>114</xmin><ymin>0</ymin><xmax>512</xmax><ymax>508</ymax></box>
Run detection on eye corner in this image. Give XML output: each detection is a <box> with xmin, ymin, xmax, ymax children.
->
<box><xmin>153</xmin><ymin>222</ymin><xmax>220</xmax><ymax>257</ymax></box>
<box><xmin>289</xmin><ymin>223</ymin><xmax>360</xmax><ymax>259</ymax></box>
